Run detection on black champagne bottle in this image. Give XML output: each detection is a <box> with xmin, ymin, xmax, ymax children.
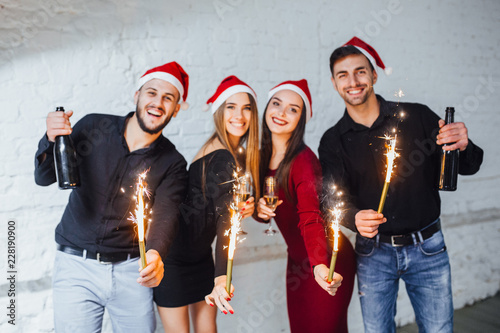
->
<box><xmin>438</xmin><ymin>107</ymin><xmax>459</xmax><ymax>191</ymax></box>
<box><xmin>53</xmin><ymin>106</ymin><xmax>80</xmax><ymax>189</ymax></box>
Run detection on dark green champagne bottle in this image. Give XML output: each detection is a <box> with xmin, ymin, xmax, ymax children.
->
<box><xmin>438</xmin><ymin>107</ymin><xmax>459</xmax><ymax>191</ymax></box>
<box><xmin>53</xmin><ymin>106</ymin><xmax>80</xmax><ymax>189</ymax></box>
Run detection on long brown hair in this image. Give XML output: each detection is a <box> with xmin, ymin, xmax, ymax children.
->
<box><xmin>202</xmin><ymin>93</ymin><xmax>260</xmax><ymax>199</ymax></box>
<box><xmin>260</xmin><ymin>98</ymin><xmax>307</xmax><ymax>202</ymax></box>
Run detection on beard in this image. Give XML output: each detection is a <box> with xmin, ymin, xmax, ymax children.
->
<box><xmin>135</xmin><ymin>102</ymin><xmax>173</xmax><ymax>135</ymax></box>
<box><xmin>342</xmin><ymin>84</ymin><xmax>373</xmax><ymax>107</ymax></box>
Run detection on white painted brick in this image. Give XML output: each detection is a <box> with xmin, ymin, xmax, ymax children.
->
<box><xmin>186</xmin><ymin>50</ymin><xmax>214</xmax><ymax>68</ymax></box>
<box><xmin>0</xmin><ymin>101</ymin><xmax>21</xmax><ymax>124</ymax></box>
<box><xmin>213</xmin><ymin>50</ymin><xmax>237</xmax><ymax>70</ymax></box>
<box><xmin>34</xmin><ymin>84</ymin><xmax>75</xmax><ymax>107</ymax></box>
<box><xmin>0</xmin><ymin>192</ymin><xmax>28</xmax><ymax>212</ymax></box>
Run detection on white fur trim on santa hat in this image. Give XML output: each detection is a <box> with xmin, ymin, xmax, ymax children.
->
<box><xmin>354</xmin><ymin>47</ymin><xmax>377</xmax><ymax>71</ymax></box>
<box><xmin>209</xmin><ymin>85</ymin><xmax>257</xmax><ymax>114</ymax></box>
<box><xmin>268</xmin><ymin>84</ymin><xmax>312</xmax><ymax>122</ymax></box>
<box><xmin>353</xmin><ymin>46</ymin><xmax>392</xmax><ymax>76</ymax></box>
<box><xmin>137</xmin><ymin>72</ymin><xmax>185</xmax><ymax>102</ymax></box>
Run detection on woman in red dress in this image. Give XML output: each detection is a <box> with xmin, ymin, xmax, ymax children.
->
<box><xmin>256</xmin><ymin>79</ymin><xmax>356</xmax><ymax>332</ymax></box>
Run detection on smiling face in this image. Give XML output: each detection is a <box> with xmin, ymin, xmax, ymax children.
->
<box><xmin>134</xmin><ymin>78</ymin><xmax>181</xmax><ymax>135</ymax></box>
<box><xmin>331</xmin><ymin>54</ymin><xmax>378</xmax><ymax>107</ymax></box>
<box><xmin>223</xmin><ymin>92</ymin><xmax>252</xmax><ymax>147</ymax></box>
<box><xmin>265</xmin><ymin>89</ymin><xmax>303</xmax><ymax>139</ymax></box>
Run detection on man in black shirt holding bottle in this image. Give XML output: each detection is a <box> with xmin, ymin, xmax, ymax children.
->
<box><xmin>35</xmin><ymin>62</ymin><xmax>189</xmax><ymax>332</ymax></box>
<box><xmin>319</xmin><ymin>37</ymin><xmax>483</xmax><ymax>333</ymax></box>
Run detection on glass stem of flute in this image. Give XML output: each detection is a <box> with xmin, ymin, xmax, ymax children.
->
<box><xmin>139</xmin><ymin>240</ymin><xmax>147</xmax><ymax>269</ymax></box>
<box><xmin>226</xmin><ymin>259</ymin><xmax>233</xmax><ymax>294</ymax></box>
<box><xmin>327</xmin><ymin>251</ymin><xmax>338</xmax><ymax>283</ymax></box>
<box><xmin>377</xmin><ymin>181</ymin><xmax>390</xmax><ymax>214</ymax></box>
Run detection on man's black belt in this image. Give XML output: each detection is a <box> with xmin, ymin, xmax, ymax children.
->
<box><xmin>57</xmin><ymin>244</ymin><xmax>139</xmax><ymax>264</ymax></box>
<box><xmin>379</xmin><ymin>221</ymin><xmax>441</xmax><ymax>247</ymax></box>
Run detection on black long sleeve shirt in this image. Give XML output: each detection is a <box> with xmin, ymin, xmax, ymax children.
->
<box><xmin>319</xmin><ymin>95</ymin><xmax>484</xmax><ymax>235</ymax></box>
<box><xmin>34</xmin><ymin>112</ymin><xmax>188</xmax><ymax>259</ymax></box>
<box><xmin>165</xmin><ymin>149</ymin><xmax>235</xmax><ymax>277</ymax></box>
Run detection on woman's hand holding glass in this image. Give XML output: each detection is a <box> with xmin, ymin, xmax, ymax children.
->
<box><xmin>257</xmin><ymin>176</ymin><xmax>283</xmax><ymax>235</ymax></box>
<box><xmin>234</xmin><ymin>172</ymin><xmax>255</xmax><ymax>233</ymax></box>
<box><xmin>256</xmin><ymin>197</ymin><xmax>282</xmax><ymax>220</ymax></box>
<box><xmin>238</xmin><ymin>196</ymin><xmax>254</xmax><ymax>219</ymax></box>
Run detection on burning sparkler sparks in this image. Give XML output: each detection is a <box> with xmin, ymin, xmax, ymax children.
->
<box><xmin>376</xmin><ymin>99</ymin><xmax>405</xmax><ymax>214</ymax></box>
<box><xmin>395</xmin><ymin>88</ymin><xmax>405</xmax><ymax>99</ymax></box>
<box><xmin>129</xmin><ymin>170</ymin><xmax>150</xmax><ymax>269</ymax></box>
<box><xmin>226</xmin><ymin>207</ymin><xmax>241</xmax><ymax>293</ymax></box>
<box><xmin>225</xmin><ymin>169</ymin><xmax>247</xmax><ymax>293</ymax></box>
<box><xmin>377</xmin><ymin>128</ymin><xmax>400</xmax><ymax>214</ymax></box>
<box><xmin>328</xmin><ymin>185</ymin><xmax>344</xmax><ymax>283</ymax></box>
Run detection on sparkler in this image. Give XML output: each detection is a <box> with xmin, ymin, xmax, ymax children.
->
<box><xmin>377</xmin><ymin>129</ymin><xmax>399</xmax><ymax>214</ymax></box>
<box><xmin>377</xmin><ymin>108</ymin><xmax>405</xmax><ymax>214</ymax></box>
<box><xmin>129</xmin><ymin>170</ymin><xmax>150</xmax><ymax>269</ymax></box>
<box><xmin>376</xmin><ymin>91</ymin><xmax>406</xmax><ymax>214</ymax></box>
<box><xmin>225</xmin><ymin>170</ymin><xmax>244</xmax><ymax>293</ymax></box>
<box><xmin>328</xmin><ymin>185</ymin><xmax>343</xmax><ymax>283</ymax></box>
<box><xmin>225</xmin><ymin>207</ymin><xmax>241</xmax><ymax>293</ymax></box>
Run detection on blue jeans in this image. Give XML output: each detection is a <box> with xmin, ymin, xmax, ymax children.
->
<box><xmin>53</xmin><ymin>250</ymin><xmax>156</xmax><ymax>333</ymax></box>
<box><xmin>356</xmin><ymin>226</ymin><xmax>453</xmax><ymax>333</ymax></box>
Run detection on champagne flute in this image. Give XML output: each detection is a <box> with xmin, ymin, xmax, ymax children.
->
<box><xmin>263</xmin><ymin>176</ymin><xmax>279</xmax><ymax>235</ymax></box>
<box><xmin>234</xmin><ymin>172</ymin><xmax>252</xmax><ymax>235</ymax></box>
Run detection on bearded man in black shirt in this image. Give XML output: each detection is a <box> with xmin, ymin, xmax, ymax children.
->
<box><xmin>35</xmin><ymin>62</ymin><xmax>189</xmax><ymax>332</ymax></box>
<box><xmin>319</xmin><ymin>37</ymin><xmax>483</xmax><ymax>333</ymax></box>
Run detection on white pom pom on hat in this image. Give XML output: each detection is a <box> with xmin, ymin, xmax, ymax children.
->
<box><xmin>343</xmin><ymin>37</ymin><xmax>392</xmax><ymax>75</ymax></box>
<box><xmin>202</xmin><ymin>103</ymin><xmax>211</xmax><ymax>112</ymax></box>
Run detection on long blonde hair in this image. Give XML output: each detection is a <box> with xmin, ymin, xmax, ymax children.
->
<box><xmin>202</xmin><ymin>93</ymin><xmax>260</xmax><ymax>199</ymax></box>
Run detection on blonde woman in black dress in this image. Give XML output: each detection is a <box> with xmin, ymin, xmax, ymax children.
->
<box><xmin>154</xmin><ymin>76</ymin><xmax>260</xmax><ymax>333</ymax></box>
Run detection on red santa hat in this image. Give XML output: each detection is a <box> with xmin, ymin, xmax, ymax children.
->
<box><xmin>343</xmin><ymin>37</ymin><xmax>392</xmax><ymax>75</ymax></box>
<box><xmin>267</xmin><ymin>79</ymin><xmax>313</xmax><ymax>123</ymax></box>
<box><xmin>137</xmin><ymin>61</ymin><xmax>190</xmax><ymax>110</ymax></box>
<box><xmin>204</xmin><ymin>75</ymin><xmax>257</xmax><ymax>114</ymax></box>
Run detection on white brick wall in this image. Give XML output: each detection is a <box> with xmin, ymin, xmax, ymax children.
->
<box><xmin>1</xmin><ymin>0</ymin><xmax>499</xmax><ymax>332</ymax></box>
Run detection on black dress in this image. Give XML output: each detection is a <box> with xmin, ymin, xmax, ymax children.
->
<box><xmin>154</xmin><ymin>149</ymin><xmax>234</xmax><ymax>307</ymax></box>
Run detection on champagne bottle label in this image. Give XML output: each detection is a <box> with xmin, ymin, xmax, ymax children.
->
<box><xmin>438</xmin><ymin>107</ymin><xmax>459</xmax><ymax>191</ymax></box>
<box><xmin>53</xmin><ymin>106</ymin><xmax>80</xmax><ymax>189</ymax></box>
